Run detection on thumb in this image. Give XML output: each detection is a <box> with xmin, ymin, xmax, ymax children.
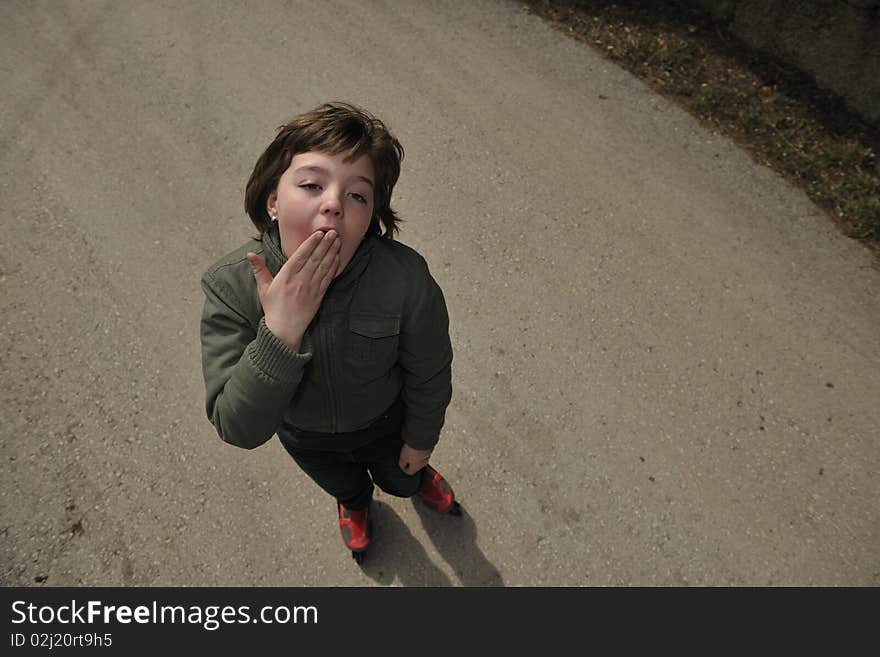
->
<box><xmin>246</xmin><ymin>252</ymin><xmax>273</xmax><ymax>295</ymax></box>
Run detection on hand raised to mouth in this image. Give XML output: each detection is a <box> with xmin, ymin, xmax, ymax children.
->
<box><xmin>246</xmin><ymin>229</ymin><xmax>341</xmax><ymax>351</ymax></box>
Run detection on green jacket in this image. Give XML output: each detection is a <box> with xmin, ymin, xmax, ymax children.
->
<box><xmin>199</xmin><ymin>223</ymin><xmax>452</xmax><ymax>451</ymax></box>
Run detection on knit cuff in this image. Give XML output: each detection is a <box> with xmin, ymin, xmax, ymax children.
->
<box><xmin>246</xmin><ymin>318</ymin><xmax>312</xmax><ymax>383</ymax></box>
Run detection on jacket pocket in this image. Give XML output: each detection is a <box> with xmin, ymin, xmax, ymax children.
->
<box><xmin>348</xmin><ymin>313</ymin><xmax>401</xmax><ymax>368</ymax></box>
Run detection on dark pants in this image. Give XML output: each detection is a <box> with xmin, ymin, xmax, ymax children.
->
<box><xmin>277</xmin><ymin>401</ymin><xmax>421</xmax><ymax>510</ymax></box>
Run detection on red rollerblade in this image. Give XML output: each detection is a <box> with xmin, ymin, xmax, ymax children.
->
<box><xmin>417</xmin><ymin>465</ymin><xmax>462</xmax><ymax>515</ymax></box>
<box><xmin>338</xmin><ymin>502</ymin><xmax>370</xmax><ymax>564</ymax></box>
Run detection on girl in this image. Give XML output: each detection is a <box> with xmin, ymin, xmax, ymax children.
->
<box><xmin>199</xmin><ymin>102</ymin><xmax>458</xmax><ymax>562</ymax></box>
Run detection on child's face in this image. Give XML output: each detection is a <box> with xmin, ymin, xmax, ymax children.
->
<box><xmin>268</xmin><ymin>150</ymin><xmax>375</xmax><ymax>275</ymax></box>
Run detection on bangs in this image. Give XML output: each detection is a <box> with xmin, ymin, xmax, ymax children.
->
<box><xmin>303</xmin><ymin>117</ymin><xmax>373</xmax><ymax>162</ymax></box>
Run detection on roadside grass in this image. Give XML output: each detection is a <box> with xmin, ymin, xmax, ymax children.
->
<box><xmin>520</xmin><ymin>0</ymin><xmax>880</xmax><ymax>256</ymax></box>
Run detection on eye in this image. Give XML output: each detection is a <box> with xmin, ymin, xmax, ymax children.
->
<box><xmin>350</xmin><ymin>192</ymin><xmax>368</xmax><ymax>204</ymax></box>
<box><xmin>299</xmin><ymin>183</ymin><xmax>321</xmax><ymax>191</ymax></box>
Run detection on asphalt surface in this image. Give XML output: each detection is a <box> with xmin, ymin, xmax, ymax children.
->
<box><xmin>2</xmin><ymin>0</ymin><xmax>878</xmax><ymax>586</ymax></box>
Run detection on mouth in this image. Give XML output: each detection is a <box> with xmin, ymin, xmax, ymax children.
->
<box><xmin>317</xmin><ymin>226</ymin><xmax>337</xmax><ymax>235</ymax></box>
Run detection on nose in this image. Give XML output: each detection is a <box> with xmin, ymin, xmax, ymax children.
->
<box><xmin>320</xmin><ymin>190</ymin><xmax>343</xmax><ymax>218</ymax></box>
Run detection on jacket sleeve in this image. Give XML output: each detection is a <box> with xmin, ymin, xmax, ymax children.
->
<box><xmin>397</xmin><ymin>257</ymin><xmax>453</xmax><ymax>450</ymax></box>
<box><xmin>200</xmin><ymin>270</ymin><xmax>312</xmax><ymax>449</ymax></box>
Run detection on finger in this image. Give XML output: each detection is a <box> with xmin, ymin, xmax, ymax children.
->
<box><xmin>300</xmin><ymin>230</ymin><xmax>338</xmax><ymax>278</ymax></box>
<box><xmin>279</xmin><ymin>231</ymin><xmax>327</xmax><ymax>277</ymax></box>
<box><xmin>315</xmin><ymin>236</ymin><xmax>341</xmax><ymax>277</ymax></box>
<box><xmin>246</xmin><ymin>252</ymin><xmax>273</xmax><ymax>297</ymax></box>
<box><xmin>314</xmin><ymin>232</ymin><xmax>340</xmax><ymax>269</ymax></box>
<box><xmin>318</xmin><ymin>252</ymin><xmax>340</xmax><ymax>292</ymax></box>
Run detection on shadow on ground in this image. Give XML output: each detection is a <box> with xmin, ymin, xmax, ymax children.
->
<box><xmin>359</xmin><ymin>500</ymin><xmax>504</xmax><ymax>587</ymax></box>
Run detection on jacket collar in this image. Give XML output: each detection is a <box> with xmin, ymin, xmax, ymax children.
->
<box><xmin>261</xmin><ymin>222</ymin><xmax>375</xmax><ymax>290</ymax></box>
<box><xmin>262</xmin><ymin>222</ymin><xmax>287</xmax><ymax>275</ymax></box>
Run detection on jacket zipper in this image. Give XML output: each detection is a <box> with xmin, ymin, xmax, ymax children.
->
<box><xmin>320</xmin><ymin>308</ymin><xmax>337</xmax><ymax>433</ymax></box>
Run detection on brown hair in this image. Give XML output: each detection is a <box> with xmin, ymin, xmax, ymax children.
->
<box><xmin>245</xmin><ymin>102</ymin><xmax>404</xmax><ymax>238</ymax></box>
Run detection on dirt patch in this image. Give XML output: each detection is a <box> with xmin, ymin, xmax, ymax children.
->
<box><xmin>521</xmin><ymin>0</ymin><xmax>880</xmax><ymax>260</ymax></box>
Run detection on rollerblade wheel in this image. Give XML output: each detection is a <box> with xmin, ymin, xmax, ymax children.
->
<box><xmin>352</xmin><ymin>550</ymin><xmax>366</xmax><ymax>565</ymax></box>
<box><xmin>449</xmin><ymin>501</ymin><xmax>462</xmax><ymax>516</ymax></box>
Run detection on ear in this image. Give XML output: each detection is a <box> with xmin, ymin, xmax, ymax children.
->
<box><xmin>266</xmin><ymin>191</ymin><xmax>277</xmax><ymax>220</ymax></box>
